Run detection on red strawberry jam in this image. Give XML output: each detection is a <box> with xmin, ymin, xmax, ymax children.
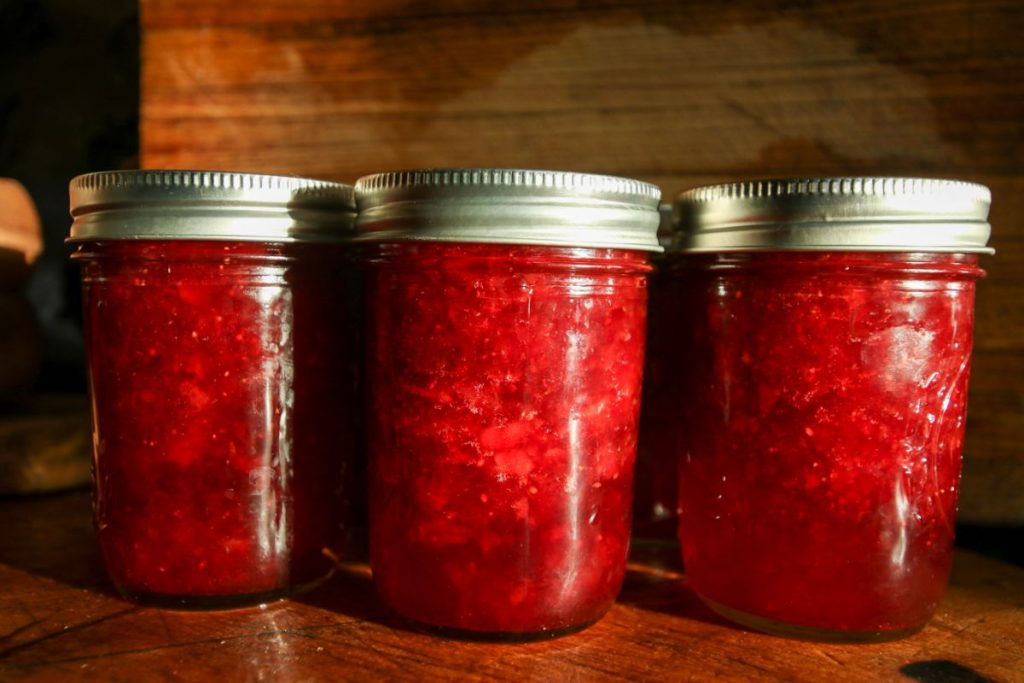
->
<box><xmin>76</xmin><ymin>240</ymin><xmax>356</xmax><ymax>606</ymax></box>
<box><xmin>366</xmin><ymin>242</ymin><xmax>650</xmax><ymax>637</ymax></box>
<box><xmin>675</xmin><ymin>251</ymin><xmax>983</xmax><ymax>639</ymax></box>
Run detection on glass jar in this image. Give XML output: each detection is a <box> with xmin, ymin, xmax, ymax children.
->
<box><xmin>356</xmin><ymin>168</ymin><xmax>661</xmax><ymax>639</ymax></box>
<box><xmin>633</xmin><ymin>203</ymin><xmax>683</xmax><ymax>543</ymax></box>
<box><xmin>671</xmin><ymin>177</ymin><xmax>993</xmax><ymax>641</ymax></box>
<box><xmin>68</xmin><ymin>170</ymin><xmax>359</xmax><ymax>608</ymax></box>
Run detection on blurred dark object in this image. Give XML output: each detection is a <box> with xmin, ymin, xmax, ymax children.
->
<box><xmin>0</xmin><ymin>394</ymin><xmax>91</xmax><ymax>494</ymax></box>
<box><xmin>0</xmin><ymin>178</ymin><xmax>42</xmax><ymax>400</ymax></box>
<box><xmin>0</xmin><ymin>1</ymin><xmax>137</xmax><ymax>494</ymax></box>
<box><xmin>0</xmin><ymin>177</ymin><xmax>90</xmax><ymax>493</ymax></box>
<box><xmin>0</xmin><ymin>0</ymin><xmax>139</xmax><ymax>393</ymax></box>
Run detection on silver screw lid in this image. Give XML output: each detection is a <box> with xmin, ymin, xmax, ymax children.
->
<box><xmin>355</xmin><ymin>168</ymin><xmax>663</xmax><ymax>252</ymax></box>
<box><xmin>68</xmin><ymin>170</ymin><xmax>356</xmax><ymax>243</ymax></box>
<box><xmin>674</xmin><ymin>177</ymin><xmax>993</xmax><ymax>254</ymax></box>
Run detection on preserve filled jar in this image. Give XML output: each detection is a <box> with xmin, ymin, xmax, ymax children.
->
<box><xmin>672</xmin><ymin>178</ymin><xmax>992</xmax><ymax>641</ymax></box>
<box><xmin>357</xmin><ymin>168</ymin><xmax>661</xmax><ymax>639</ymax></box>
<box><xmin>633</xmin><ymin>203</ymin><xmax>683</xmax><ymax>542</ymax></box>
<box><xmin>69</xmin><ymin>170</ymin><xmax>359</xmax><ymax>608</ymax></box>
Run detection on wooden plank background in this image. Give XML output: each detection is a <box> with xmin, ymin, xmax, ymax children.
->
<box><xmin>140</xmin><ymin>0</ymin><xmax>1024</xmax><ymax>523</ymax></box>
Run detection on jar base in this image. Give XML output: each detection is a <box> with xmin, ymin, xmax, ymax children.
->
<box><xmin>115</xmin><ymin>586</ymin><xmax>290</xmax><ymax>610</ymax></box>
<box><xmin>404</xmin><ymin>616</ymin><xmax>602</xmax><ymax>642</ymax></box>
<box><xmin>114</xmin><ymin>570</ymin><xmax>333</xmax><ymax>611</ymax></box>
<box><xmin>700</xmin><ymin>595</ymin><xmax>927</xmax><ymax>643</ymax></box>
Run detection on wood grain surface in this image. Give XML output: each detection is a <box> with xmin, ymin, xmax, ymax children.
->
<box><xmin>0</xmin><ymin>491</ymin><xmax>1021</xmax><ymax>681</ymax></box>
<box><xmin>138</xmin><ymin>0</ymin><xmax>1024</xmax><ymax>522</ymax></box>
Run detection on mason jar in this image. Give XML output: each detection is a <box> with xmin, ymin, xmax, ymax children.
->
<box><xmin>672</xmin><ymin>177</ymin><xmax>992</xmax><ymax>641</ymax></box>
<box><xmin>69</xmin><ymin>170</ymin><xmax>359</xmax><ymax>608</ymax></box>
<box><xmin>357</xmin><ymin>168</ymin><xmax>661</xmax><ymax>639</ymax></box>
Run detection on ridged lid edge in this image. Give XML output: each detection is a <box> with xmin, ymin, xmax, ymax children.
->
<box><xmin>678</xmin><ymin>177</ymin><xmax>990</xmax><ymax>205</ymax></box>
<box><xmin>356</xmin><ymin>168</ymin><xmax>661</xmax><ymax>206</ymax></box>
<box><xmin>71</xmin><ymin>170</ymin><xmax>356</xmax><ymax>210</ymax></box>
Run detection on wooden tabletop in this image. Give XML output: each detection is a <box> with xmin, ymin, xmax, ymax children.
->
<box><xmin>0</xmin><ymin>492</ymin><xmax>1022</xmax><ymax>681</ymax></box>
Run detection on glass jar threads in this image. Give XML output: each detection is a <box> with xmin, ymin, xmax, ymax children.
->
<box><xmin>69</xmin><ymin>170</ymin><xmax>359</xmax><ymax>608</ymax></box>
<box><xmin>671</xmin><ymin>177</ymin><xmax>992</xmax><ymax>641</ymax></box>
<box><xmin>356</xmin><ymin>168</ymin><xmax>661</xmax><ymax>639</ymax></box>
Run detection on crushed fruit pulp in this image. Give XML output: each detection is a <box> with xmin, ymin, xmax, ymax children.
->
<box><xmin>367</xmin><ymin>242</ymin><xmax>650</xmax><ymax>635</ymax></box>
<box><xmin>78</xmin><ymin>240</ymin><xmax>356</xmax><ymax>604</ymax></box>
<box><xmin>675</xmin><ymin>252</ymin><xmax>982</xmax><ymax>636</ymax></box>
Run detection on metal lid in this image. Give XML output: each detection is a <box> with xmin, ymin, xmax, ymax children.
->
<box><xmin>355</xmin><ymin>168</ymin><xmax>663</xmax><ymax>252</ymax></box>
<box><xmin>674</xmin><ymin>177</ymin><xmax>993</xmax><ymax>254</ymax></box>
<box><xmin>68</xmin><ymin>170</ymin><xmax>356</xmax><ymax>243</ymax></box>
